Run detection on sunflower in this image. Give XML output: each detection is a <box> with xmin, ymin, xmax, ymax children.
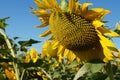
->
<box><xmin>33</xmin><ymin>0</ymin><xmax>119</xmax><ymax>62</ymax></box>
<box><xmin>25</xmin><ymin>48</ymin><xmax>39</xmax><ymax>63</ymax></box>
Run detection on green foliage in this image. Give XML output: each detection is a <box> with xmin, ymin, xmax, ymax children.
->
<box><xmin>18</xmin><ymin>39</ymin><xmax>40</xmax><ymax>51</ymax></box>
<box><xmin>114</xmin><ymin>29</ymin><xmax>120</xmax><ymax>35</ymax></box>
<box><xmin>74</xmin><ymin>62</ymin><xmax>105</xmax><ymax>80</ymax></box>
<box><xmin>18</xmin><ymin>39</ymin><xmax>40</xmax><ymax>47</ymax></box>
<box><xmin>0</xmin><ymin>34</ymin><xmax>5</xmax><ymax>46</ymax></box>
<box><xmin>0</xmin><ymin>17</ymin><xmax>9</xmax><ymax>30</ymax></box>
<box><xmin>0</xmin><ymin>74</ymin><xmax>6</xmax><ymax>80</ymax></box>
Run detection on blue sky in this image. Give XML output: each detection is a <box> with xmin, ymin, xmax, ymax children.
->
<box><xmin>0</xmin><ymin>0</ymin><xmax>120</xmax><ymax>53</ymax></box>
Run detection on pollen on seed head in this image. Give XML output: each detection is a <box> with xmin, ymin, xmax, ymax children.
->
<box><xmin>50</xmin><ymin>12</ymin><xmax>100</xmax><ymax>51</ymax></box>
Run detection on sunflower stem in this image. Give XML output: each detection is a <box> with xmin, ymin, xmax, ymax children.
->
<box><xmin>0</xmin><ymin>29</ymin><xmax>20</xmax><ymax>80</ymax></box>
<box><xmin>106</xmin><ymin>61</ymin><xmax>114</xmax><ymax>80</ymax></box>
<box><xmin>38</xmin><ymin>67</ymin><xmax>53</xmax><ymax>80</ymax></box>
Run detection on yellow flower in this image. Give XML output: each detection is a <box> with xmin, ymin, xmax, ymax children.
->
<box><xmin>30</xmin><ymin>48</ymin><xmax>39</xmax><ymax>63</ymax></box>
<box><xmin>37</xmin><ymin>71</ymin><xmax>48</xmax><ymax>80</ymax></box>
<box><xmin>42</xmin><ymin>40</ymin><xmax>58</xmax><ymax>57</ymax></box>
<box><xmin>33</xmin><ymin>0</ymin><xmax>119</xmax><ymax>62</ymax></box>
<box><xmin>5</xmin><ymin>68</ymin><xmax>16</xmax><ymax>80</ymax></box>
<box><xmin>25</xmin><ymin>52</ymin><xmax>31</xmax><ymax>63</ymax></box>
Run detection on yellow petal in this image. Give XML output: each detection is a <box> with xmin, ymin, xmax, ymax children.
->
<box><xmin>104</xmin><ymin>30</ymin><xmax>120</xmax><ymax>37</ymax></box>
<box><xmin>92</xmin><ymin>8</ymin><xmax>110</xmax><ymax>14</ymax></box>
<box><xmin>100</xmin><ymin>40</ymin><xmax>114</xmax><ymax>60</ymax></box>
<box><xmin>57</xmin><ymin>53</ymin><xmax>63</xmax><ymax>63</ymax></box>
<box><xmin>76</xmin><ymin>57</ymin><xmax>80</xmax><ymax>62</ymax></box>
<box><xmin>34</xmin><ymin>0</ymin><xmax>47</xmax><ymax>9</ymax></box>
<box><xmin>81</xmin><ymin>8</ymin><xmax>110</xmax><ymax>20</ymax></box>
<box><xmin>25</xmin><ymin>54</ymin><xmax>31</xmax><ymax>63</ymax></box>
<box><xmin>69</xmin><ymin>0</ymin><xmax>76</xmax><ymax>13</ymax></box>
<box><xmin>97</xmin><ymin>27</ymin><xmax>120</xmax><ymax>37</ymax></box>
<box><xmin>5</xmin><ymin>69</ymin><xmax>16</xmax><ymax>80</ymax></box>
<box><xmin>63</xmin><ymin>49</ymin><xmax>70</xmax><ymax>57</ymax></box>
<box><xmin>42</xmin><ymin>42</ymin><xmax>50</xmax><ymax>57</ymax></box>
<box><xmin>34</xmin><ymin>0</ymin><xmax>51</xmax><ymax>9</ymax></box>
<box><xmin>46</xmin><ymin>0</ymin><xmax>59</xmax><ymax>9</ymax></box>
<box><xmin>98</xmin><ymin>34</ymin><xmax>118</xmax><ymax>52</ymax></box>
<box><xmin>57</xmin><ymin>45</ymin><xmax>65</xmax><ymax>56</ymax></box>
<box><xmin>30</xmin><ymin>48</ymin><xmax>39</xmax><ymax>63</ymax></box>
<box><xmin>46</xmin><ymin>41</ymin><xmax>58</xmax><ymax>57</ymax></box>
<box><xmin>81</xmin><ymin>3</ymin><xmax>92</xmax><ymax>12</ymax></box>
<box><xmin>118</xmin><ymin>50</ymin><xmax>120</xmax><ymax>59</ymax></box>
<box><xmin>49</xmin><ymin>35</ymin><xmax>54</xmax><ymax>40</ymax></box>
<box><xmin>33</xmin><ymin>9</ymin><xmax>50</xmax><ymax>16</ymax></box>
<box><xmin>40</xmin><ymin>29</ymin><xmax>51</xmax><ymax>37</ymax></box>
<box><xmin>43</xmin><ymin>0</ymin><xmax>52</xmax><ymax>8</ymax></box>
<box><xmin>103</xmin><ymin>57</ymin><xmax>109</xmax><ymax>63</ymax></box>
<box><xmin>92</xmin><ymin>20</ymin><xmax>104</xmax><ymax>28</ymax></box>
<box><xmin>52</xmin><ymin>41</ymin><xmax>59</xmax><ymax>49</ymax></box>
<box><xmin>67</xmin><ymin>51</ymin><xmax>76</xmax><ymax>62</ymax></box>
<box><xmin>75</xmin><ymin>2</ymin><xmax>80</xmax><ymax>13</ymax></box>
<box><xmin>91</xmin><ymin>8</ymin><xmax>110</xmax><ymax>19</ymax></box>
<box><xmin>36</xmin><ymin>22</ymin><xmax>49</xmax><ymax>28</ymax></box>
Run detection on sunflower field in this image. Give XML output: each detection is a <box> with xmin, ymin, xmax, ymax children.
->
<box><xmin>0</xmin><ymin>0</ymin><xmax>120</xmax><ymax>80</ymax></box>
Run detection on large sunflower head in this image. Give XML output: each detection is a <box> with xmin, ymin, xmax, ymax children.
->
<box><xmin>33</xmin><ymin>0</ymin><xmax>119</xmax><ymax>62</ymax></box>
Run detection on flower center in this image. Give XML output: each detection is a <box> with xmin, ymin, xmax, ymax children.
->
<box><xmin>50</xmin><ymin>12</ymin><xmax>100</xmax><ymax>51</ymax></box>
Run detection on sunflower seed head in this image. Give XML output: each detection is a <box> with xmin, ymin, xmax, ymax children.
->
<box><xmin>50</xmin><ymin>12</ymin><xmax>100</xmax><ymax>51</ymax></box>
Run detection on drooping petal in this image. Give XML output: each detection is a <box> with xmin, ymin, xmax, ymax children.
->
<box><xmin>98</xmin><ymin>34</ymin><xmax>118</xmax><ymax>52</ymax></box>
<box><xmin>92</xmin><ymin>20</ymin><xmax>104</xmax><ymax>28</ymax></box>
<box><xmin>80</xmin><ymin>8</ymin><xmax>110</xmax><ymax>20</ymax></box>
<box><xmin>40</xmin><ymin>29</ymin><xmax>51</xmax><ymax>37</ymax></box>
<box><xmin>91</xmin><ymin>8</ymin><xmax>110</xmax><ymax>19</ymax></box>
<box><xmin>42</xmin><ymin>41</ymin><xmax>58</xmax><ymax>57</ymax></box>
<box><xmin>36</xmin><ymin>22</ymin><xmax>49</xmax><ymax>28</ymax></box>
<box><xmin>67</xmin><ymin>51</ymin><xmax>76</xmax><ymax>62</ymax></box>
<box><xmin>34</xmin><ymin>0</ymin><xmax>59</xmax><ymax>10</ymax></box>
<box><xmin>63</xmin><ymin>49</ymin><xmax>70</xmax><ymax>57</ymax></box>
<box><xmin>81</xmin><ymin>3</ymin><xmax>93</xmax><ymax>12</ymax></box>
<box><xmin>57</xmin><ymin>45</ymin><xmax>65</xmax><ymax>56</ymax></box>
<box><xmin>69</xmin><ymin>0</ymin><xmax>76</xmax><ymax>13</ymax></box>
<box><xmin>97</xmin><ymin>27</ymin><xmax>120</xmax><ymax>37</ymax></box>
<box><xmin>34</xmin><ymin>0</ymin><xmax>48</xmax><ymax>9</ymax></box>
<box><xmin>52</xmin><ymin>41</ymin><xmax>59</xmax><ymax>49</ymax></box>
<box><xmin>99</xmin><ymin>40</ymin><xmax>115</xmax><ymax>61</ymax></box>
<box><xmin>33</xmin><ymin>9</ymin><xmax>50</xmax><ymax>17</ymax></box>
<box><xmin>46</xmin><ymin>0</ymin><xmax>59</xmax><ymax>9</ymax></box>
<box><xmin>104</xmin><ymin>30</ymin><xmax>120</xmax><ymax>37</ymax></box>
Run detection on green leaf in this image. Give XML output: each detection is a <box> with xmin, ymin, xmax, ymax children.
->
<box><xmin>0</xmin><ymin>58</ymin><xmax>12</xmax><ymax>62</ymax></box>
<box><xmin>18</xmin><ymin>39</ymin><xmax>40</xmax><ymax>47</ymax></box>
<box><xmin>73</xmin><ymin>62</ymin><xmax>104</xmax><ymax>80</ymax></box>
<box><xmin>114</xmin><ymin>29</ymin><xmax>120</xmax><ymax>35</ymax></box>
<box><xmin>0</xmin><ymin>34</ymin><xmax>5</xmax><ymax>45</ymax></box>
<box><xmin>0</xmin><ymin>17</ymin><xmax>9</xmax><ymax>30</ymax></box>
<box><xmin>0</xmin><ymin>74</ymin><xmax>6</xmax><ymax>80</ymax></box>
<box><xmin>13</xmin><ymin>37</ymin><xmax>19</xmax><ymax>40</ymax></box>
<box><xmin>89</xmin><ymin>72</ymin><xmax>107</xmax><ymax>80</ymax></box>
<box><xmin>0</xmin><ymin>49</ymin><xmax>10</xmax><ymax>54</ymax></box>
<box><xmin>18</xmin><ymin>59</ymin><xmax>43</xmax><ymax>68</ymax></box>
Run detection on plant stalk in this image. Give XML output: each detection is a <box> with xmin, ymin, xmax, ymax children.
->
<box><xmin>0</xmin><ymin>29</ymin><xmax>20</xmax><ymax>80</ymax></box>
